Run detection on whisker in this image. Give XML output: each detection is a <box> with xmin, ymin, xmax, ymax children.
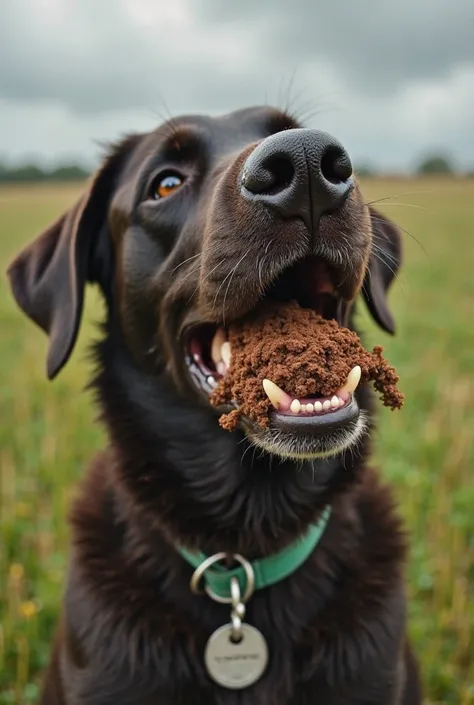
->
<box><xmin>147</xmin><ymin>105</ymin><xmax>180</xmax><ymax>141</ymax></box>
<box><xmin>370</xmin><ymin>239</ymin><xmax>401</xmax><ymax>266</ymax></box>
<box><xmin>287</xmin><ymin>90</ymin><xmax>341</xmax><ymax>122</ymax></box>
<box><xmin>293</xmin><ymin>103</ymin><xmax>340</xmax><ymax>125</ymax></box>
<box><xmin>371</xmin><ymin>216</ymin><xmax>430</xmax><ymax>260</ymax></box>
<box><xmin>240</xmin><ymin>440</ymin><xmax>255</xmax><ymax>466</ymax></box>
<box><xmin>187</xmin><ymin>258</ymin><xmax>227</xmax><ymax>305</ymax></box>
<box><xmin>363</xmin><ymin>252</ymin><xmax>409</xmax><ymax>298</ymax></box>
<box><xmin>370</xmin><ymin>244</ymin><xmax>400</xmax><ymax>276</ymax></box>
<box><xmin>369</xmin><ymin>245</ymin><xmax>411</xmax><ymax>295</ymax></box>
<box><xmin>257</xmin><ymin>254</ymin><xmax>268</xmax><ymax>295</ymax></box>
<box><xmin>172</xmin><ymin>262</ymin><xmax>202</xmax><ymax>296</ymax></box>
<box><xmin>220</xmin><ymin>249</ymin><xmax>252</xmax><ymax>324</ymax></box>
<box><xmin>369</xmin><ymin>201</ymin><xmax>432</xmax><ymax>212</ymax></box>
<box><xmin>167</xmin><ymin>253</ymin><xmax>200</xmax><ymax>275</ymax></box>
<box><xmin>365</xmin><ymin>190</ymin><xmax>433</xmax><ymax>212</ymax></box>
<box><xmin>213</xmin><ymin>257</ymin><xmax>241</xmax><ymax>309</ymax></box>
<box><xmin>281</xmin><ymin>67</ymin><xmax>299</xmax><ymax>116</ymax></box>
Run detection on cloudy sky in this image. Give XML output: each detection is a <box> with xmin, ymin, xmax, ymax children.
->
<box><xmin>1</xmin><ymin>0</ymin><xmax>473</xmax><ymax>171</ymax></box>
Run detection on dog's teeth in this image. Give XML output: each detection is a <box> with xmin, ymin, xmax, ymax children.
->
<box><xmin>211</xmin><ymin>328</ymin><xmax>226</xmax><ymax>367</ymax></box>
<box><xmin>216</xmin><ymin>361</ymin><xmax>227</xmax><ymax>377</ymax></box>
<box><xmin>263</xmin><ymin>383</ymin><xmax>351</xmax><ymax>417</ymax></box>
<box><xmin>221</xmin><ymin>342</ymin><xmax>231</xmax><ymax>369</ymax></box>
<box><xmin>290</xmin><ymin>399</ymin><xmax>301</xmax><ymax>414</ymax></box>
<box><xmin>341</xmin><ymin>365</ymin><xmax>362</xmax><ymax>395</ymax></box>
<box><xmin>262</xmin><ymin>379</ymin><xmax>292</xmax><ymax>410</ymax></box>
<box><xmin>207</xmin><ymin>376</ymin><xmax>216</xmax><ymax>387</ymax></box>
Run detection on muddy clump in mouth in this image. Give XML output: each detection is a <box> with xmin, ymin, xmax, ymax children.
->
<box><xmin>210</xmin><ymin>300</ymin><xmax>404</xmax><ymax>430</ymax></box>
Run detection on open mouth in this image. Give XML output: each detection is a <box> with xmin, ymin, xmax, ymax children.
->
<box><xmin>184</xmin><ymin>256</ymin><xmax>363</xmax><ymax>454</ymax></box>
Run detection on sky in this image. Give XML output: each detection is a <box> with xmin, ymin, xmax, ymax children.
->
<box><xmin>1</xmin><ymin>0</ymin><xmax>473</xmax><ymax>171</ymax></box>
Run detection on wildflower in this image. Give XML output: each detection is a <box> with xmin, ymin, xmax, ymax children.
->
<box><xmin>9</xmin><ymin>563</ymin><xmax>24</xmax><ymax>581</ymax></box>
<box><xmin>20</xmin><ymin>601</ymin><xmax>37</xmax><ymax>619</ymax></box>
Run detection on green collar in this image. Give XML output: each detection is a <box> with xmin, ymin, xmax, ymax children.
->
<box><xmin>178</xmin><ymin>506</ymin><xmax>331</xmax><ymax>601</ymax></box>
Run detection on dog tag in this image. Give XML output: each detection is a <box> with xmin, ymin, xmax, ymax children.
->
<box><xmin>205</xmin><ymin>623</ymin><xmax>268</xmax><ymax>690</ymax></box>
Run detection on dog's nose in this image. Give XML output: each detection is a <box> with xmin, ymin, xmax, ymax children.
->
<box><xmin>241</xmin><ymin>128</ymin><xmax>353</xmax><ymax>231</ymax></box>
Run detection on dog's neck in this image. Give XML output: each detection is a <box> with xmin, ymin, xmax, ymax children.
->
<box><xmin>92</xmin><ymin>326</ymin><xmax>371</xmax><ymax>558</ymax></box>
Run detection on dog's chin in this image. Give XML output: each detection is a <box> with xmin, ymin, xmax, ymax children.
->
<box><xmin>236</xmin><ymin>399</ymin><xmax>369</xmax><ymax>461</ymax></box>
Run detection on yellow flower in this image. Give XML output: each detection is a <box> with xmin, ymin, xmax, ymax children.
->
<box><xmin>9</xmin><ymin>563</ymin><xmax>24</xmax><ymax>581</ymax></box>
<box><xmin>20</xmin><ymin>601</ymin><xmax>37</xmax><ymax>619</ymax></box>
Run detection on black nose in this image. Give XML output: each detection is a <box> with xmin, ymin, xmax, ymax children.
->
<box><xmin>241</xmin><ymin>128</ymin><xmax>353</xmax><ymax>231</ymax></box>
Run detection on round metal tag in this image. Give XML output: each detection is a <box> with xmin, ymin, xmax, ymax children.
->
<box><xmin>204</xmin><ymin>623</ymin><xmax>268</xmax><ymax>690</ymax></box>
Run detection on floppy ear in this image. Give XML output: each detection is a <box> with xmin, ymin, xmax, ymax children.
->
<box><xmin>6</xmin><ymin>135</ymin><xmax>139</xmax><ymax>379</ymax></box>
<box><xmin>362</xmin><ymin>207</ymin><xmax>402</xmax><ymax>334</ymax></box>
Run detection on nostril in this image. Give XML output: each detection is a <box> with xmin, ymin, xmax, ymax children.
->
<box><xmin>263</xmin><ymin>156</ymin><xmax>295</xmax><ymax>194</ymax></box>
<box><xmin>242</xmin><ymin>155</ymin><xmax>295</xmax><ymax>196</ymax></box>
<box><xmin>320</xmin><ymin>147</ymin><xmax>353</xmax><ymax>184</ymax></box>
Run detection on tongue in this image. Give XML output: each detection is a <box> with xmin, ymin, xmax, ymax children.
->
<box><xmin>295</xmin><ymin>259</ymin><xmax>335</xmax><ymax>311</ymax></box>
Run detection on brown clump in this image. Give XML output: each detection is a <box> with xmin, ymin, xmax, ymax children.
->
<box><xmin>210</xmin><ymin>301</ymin><xmax>404</xmax><ymax>430</ymax></box>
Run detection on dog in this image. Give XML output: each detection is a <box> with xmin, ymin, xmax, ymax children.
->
<box><xmin>7</xmin><ymin>106</ymin><xmax>422</xmax><ymax>704</ymax></box>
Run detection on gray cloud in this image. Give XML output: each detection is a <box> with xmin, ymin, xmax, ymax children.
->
<box><xmin>0</xmin><ymin>0</ymin><xmax>270</xmax><ymax>113</ymax></box>
<box><xmin>0</xmin><ymin>0</ymin><xmax>473</xmax><ymax>168</ymax></box>
<box><xmin>202</xmin><ymin>0</ymin><xmax>474</xmax><ymax>95</ymax></box>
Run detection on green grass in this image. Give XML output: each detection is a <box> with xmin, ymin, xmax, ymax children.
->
<box><xmin>1</xmin><ymin>179</ymin><xmax>473</xmax><ymax>704</ymax></box>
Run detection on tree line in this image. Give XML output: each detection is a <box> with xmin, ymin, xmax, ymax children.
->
<box><xmin>359</xmin><ymin>155</ymin><xmax>471</xmax><ymax>178</ymax></box>
<box><xmin>0</xmin><ymin>162</ymin><xmax>90</xmax><ymax>183</ymax></box>
<box><xmin>0</xmin><ymin>155</ymin><xmax>470</xmax><ymax>183</ymax></box>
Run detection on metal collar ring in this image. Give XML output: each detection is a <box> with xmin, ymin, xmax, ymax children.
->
<box><xmin>189</xmin><ymin>552</ymin><xmax>255</xmax><ymax>604</ymax></box>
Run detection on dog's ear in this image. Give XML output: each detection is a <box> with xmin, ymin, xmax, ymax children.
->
<box><xmin>362</xmin><ymin>207</ymin><xmax>402</xmax><ymax>334</ymax></box>
<box><xmin>7</xmin><ymin>135</ymin><xmax>139</xmax><ymax>379</ymax></box>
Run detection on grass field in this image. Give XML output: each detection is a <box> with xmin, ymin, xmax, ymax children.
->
<box><xmin>0</xmin><ymin>178</ymin><xmax>473</xmax><ymax>704</ymax></box>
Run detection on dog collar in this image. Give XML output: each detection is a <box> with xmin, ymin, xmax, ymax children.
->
<box><xmin>178</xmin><ymin>505</ymin><xmax>331</xmax><ymax>601</ymax></box>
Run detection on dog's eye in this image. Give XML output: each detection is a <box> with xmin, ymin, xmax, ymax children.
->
<box><xmin>153</xmin><ymin>171</ymin><xmax>184</xmax><ymax>200</ymax></box>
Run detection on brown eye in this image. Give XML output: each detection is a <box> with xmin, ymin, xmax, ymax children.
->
<box><xmin>154</xmin><ymin>171</ymin><xmax>184</xmax><ymax>199</ymax></box>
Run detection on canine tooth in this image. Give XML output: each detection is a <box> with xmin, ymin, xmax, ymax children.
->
<box><xmin>290</xmin><ymin>399</ymin><xmax>301</xmax><ymax>414</ymax></box>
<box><xmin>211</xmin><ymin>328</ymin><xmax>226</xmax><ymax>366</ymax></box>
<box><xmin>221</xmin><ymin>342</ymin><xmax>231</xmax><ymax>368</ymax></box>
<box><xmin>344</xmin><ymin>365</ymin><xmax>362</xmax><ymax>394</ymax></box>
<box><xmin>262</xmin><ymin>379</ymin><xmax>291</xmax><ymax>410</ymax></box>
<box><xmin>337</xmin><ymin>396</ymin><xmax>345</xmax><ymax>407</ymax></box>
<box><xmin>216</xmin><ymin>361</ymin><xmax>227</xmax><ymax>377</ymax></box>
<box><xmin>314</xmin><ymin>401</ymin><xmax>323</xmax><ymax>412</ymax></box>
<box><xmin>336</xmin><ymin>365</ymin><xmax>362</xmax><ymax>401</ymax></box>
<box><xmin>331</xmin><ymin>395</ymin><xmax>340</xmax><ymax>409</ymax></box>
<box><xmin>322</xmin><ymin>400</ymin><xmax>331</xmax><ymax>411</ymax></box>
<box><xmin>306</xmin><ymin>403</ymin><xmax>314</xmax><ymax>413</ymax></box>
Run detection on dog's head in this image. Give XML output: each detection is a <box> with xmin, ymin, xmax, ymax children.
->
<box><xmin>7</xmin><ymin>106</ymin><xmax>401</xmax><ymax>461</ymax></box>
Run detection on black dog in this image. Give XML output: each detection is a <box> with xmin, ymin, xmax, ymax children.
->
<box><xmin>8</xmin><ymin>106</ymin><xmax>422</xmax><ymax>704</ymax></box>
